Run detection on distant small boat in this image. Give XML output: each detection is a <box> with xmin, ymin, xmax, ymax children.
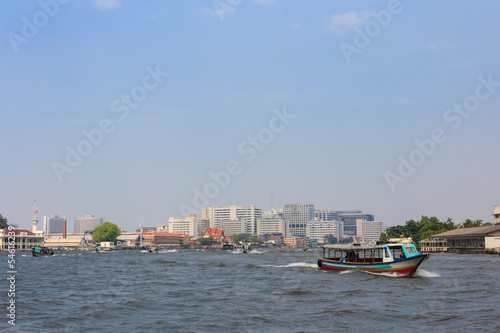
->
<box><xmin>303</xmin><ymin>247</ymin><xmax>308</xmax><ymax>251</ymax></box>
<box><xmin>31</xmin><ymin>247</ymin><xmax>54</xmax><ymax>257</ymax></box>
<box><xmin>95</xmin><ymin>247</ymin><xmax>101</xmax><ymax>252</ymax></box>
<box><xmin>318</xmin><ymin>242</ymin><xmax>429</xmax><ymax>276</ymax></box>
<box><xmin>149</xmin><ymin>247</ymin><xmax>159</xmax><ymax>253</ymax></box>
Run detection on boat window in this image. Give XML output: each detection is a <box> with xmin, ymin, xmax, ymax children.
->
<box><xmin>384</xmin><ymin>248</ymin><xmax>391</xmax><ymax>258</ymax></box>
<box><xmin>406</xmin><ymin>247</ymin><xmax>416</xmax><ymax>255</ymax></box>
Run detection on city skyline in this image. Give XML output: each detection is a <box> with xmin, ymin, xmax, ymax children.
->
<box><xmin>1</xmin><ymin>1</ymin><xmax>499</xmax><ymax>232</ymax></box>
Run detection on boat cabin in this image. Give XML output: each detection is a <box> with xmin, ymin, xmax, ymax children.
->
<box><xmin>321</xmin><ymin>243</ymin><xmax>420</xmax><ymax>263</ymax></box>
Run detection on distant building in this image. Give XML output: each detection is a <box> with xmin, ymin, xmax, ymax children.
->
<box><xmin>0</xmin><ymin>229</ymin><xmax>44</xmax><ymax>250</ymax></box>
<box><xmin>204</xmin><ymin>205</ymin><xmax>262</xmax><ymax>235</ymax></box>
<box><xmin>202</xmin><ymin>228</ymin><xmax>226</xmax><ymax>242</ymax></box>
<box><xmin>283</xmin><ymin>203</ymin><xmax>315</xmax><ymax>237</ymax></box>
<box><xmin>284</xmin><ymin>236</ymin><xmax>307</xmax><ymax>247</ymax></box>
<box><xmin>218</xmin><ymin>219</ymin><xmax>251</xmax><ymax>237</ymax></box>
<box><xmin>142</xmin><ymin>232</ymin><xmax>190</xmax><ymax>246</ymax></box>
<box><xmin>257</xmin><ymin>215</ymin><xmax>286</xmax><ymax>236</ymax></box>
<box><xmin>356</xmin><ymin>220</ymin><xmax>384</xmax><ymax>242</ymax></box>
<box><xmin>197</xmin><ymin>218</ymin><xmax>210</xmax><ymax>238</ymax></box>
<box><xmin>315</xmin><ymin>210</ymin><xmax>339</xmax><ymax>222</ymax></box>
<box><xmin>43</xmin><ymin>215</ymin><xmax>67</xmax><ymax>234</ymax></box>
<box><xmin>168</xmin><ymin>215</ymin><xmax>199</xmax><ymax>237</ymax></box>
<box><xmin>136</xmin><ymin>226</ymin><xmax>157</xmax><ymax>233</ymax></box>
<box><xmin>338</xmin><ymin>212</ymin><xmax>374</xmax><ymax>236</ymax></box>
<box><xmin>74</xmin><ymin>215</ymin><xmax>103</xmax><ymax>233</ymax></box>
<box><xmin>306</xmin><ymin>218</ymin><xmax>343</xmax><ymax>242</ymax></box>
<box><xmin>494</xmin><ymin>207</ymin><xmax>500</xmax><ymax>225</ymax></box>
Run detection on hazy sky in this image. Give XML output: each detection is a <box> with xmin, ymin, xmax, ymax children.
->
<box><xmin>1</xmin><ymin>0</ymin><xmax>499</xmax><ymax>232</ymax></box>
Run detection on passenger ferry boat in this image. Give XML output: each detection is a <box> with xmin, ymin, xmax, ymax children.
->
<box><xmin>318</xmin><ymin>242</ymin><xmax>429</xmax><ymax>276</ymax></box>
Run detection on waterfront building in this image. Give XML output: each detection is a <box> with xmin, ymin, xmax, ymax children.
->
<box><xmin>356</xmin><ymin>220</ymin><xmax>384</xmax><ymax>242</ymax></box>
<box><xmin>283</xmin><ymin>203</ymin><xmax>315</xmax><ymax>237</ymax></box>
<box><xmin>116</xmin><ymin>233</ymin><xmax>141</xmax><ymax>247</ymax></box>
<box><xmin>142</xmin><ymin>232</ymin><xmax>190</xmax><ymax>246</ymax></box>
<box><xmin>74</xmin><ymin>215</ymin><xmax>103</xmax><ymax>233</ymax></box>
<box><xmin>168</xmin><ymin>214</ymin><xmax>199</xmax><ymax>237</ymax></box>
<box><xmin>256</xmin><ymin>215</ymin><xmax>286</xmax><ymax>236</ymax></box>
<box><xmin>284</xmin><ymin>236</ymin><xmax>307</xmax><ymax>247</ymax></box>
<box><xmin>494</xmin><ymin>207</ymin><xmax>500</xmax><ymax>225</ymax></box>
<box><xmin>202</xmin><ymin>228</ymin><xmax>226</xmax><ymax>242</ymax></box>
<box><xmin>205</xmin><ymin>205</ymin><xmax>262</xmax><ymax>235</ymax></box>
<box><xmin>338</xmin><ymin>212</ymin><xmax>374</xmax><ymax>236</ymax></box>
<box><xmin>428</xmin><ymin>225</ymin><xmax>500</xmax><ymax>249</ymax></box>
<box><xmin>0</xmin><ymin>229</ymin><xmax>44</xmax><ymax>250</ymax></box>
<box><xmin>306</xmin><ymin>218</ymin><xmax>343</xmax><ymax>242</ymax></box>
<box><xmin>261</xmin><ymin>233</ymin><xmax>284</xmax><ymax>245</ymax></box>
<box><xmin>43</xmin><ymin>215</ymin><xmax>67</xmax><ymax>234</ymax></box>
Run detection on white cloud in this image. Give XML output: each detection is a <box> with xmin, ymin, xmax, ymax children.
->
<box><xmin>92</xmin><ymin>0</ymin><xmax>122</xmax><ymax>11</ymax></box>
<box><xmin>327</xmin><ymin>11</ymin><xmax>371</xmax><ymax>33</ymax></box>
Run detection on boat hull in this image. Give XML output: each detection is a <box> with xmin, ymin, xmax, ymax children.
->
<box><xmin>318</xmin><ymin>254</ymin><xmax>428</xmax><ymax>276</ymax></box>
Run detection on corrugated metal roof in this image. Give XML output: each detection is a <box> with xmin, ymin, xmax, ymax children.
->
<box><xmin>430</xmin><ymin>225</ymin><xmax>500</xmax><ymax>238</ymax></box>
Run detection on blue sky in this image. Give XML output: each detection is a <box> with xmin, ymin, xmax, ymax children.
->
<box><xmin>1</xmin><ymin>0</ymin><xmax>499</xmax><ymax>232</ymax></box>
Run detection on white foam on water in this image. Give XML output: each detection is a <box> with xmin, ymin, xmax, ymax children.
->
<box><xmin>339</xmin><ymin>269</ymin><xmax>354</xmax><ymax>274</ymax></box>
<box><xmin>365</xmin><ymin>271</ymin><xmax>408</xmax><ymax>278</ymax></box>
<box><xmin>250</xmin><ymin>249</ymin><xmax>263</xmax><ymax>254</ymax></box>
<box><xmin>165</xmin><ymin>249</ymin><xmax>178</xmax><ymax>253</ymax></box>
<box><xmin>413</xmin><ymin>269</ymin><xmax>441</xmax><ymax>278</ymax></box>
<box><xmin>265</xmin><ymin>262</ymin><xmax>318</xmax><ymax>268</ymax></box>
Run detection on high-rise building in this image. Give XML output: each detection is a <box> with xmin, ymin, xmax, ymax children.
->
<box><xmin>356</xmin><ymin>219</ymin><xmax>384</xmax><ymax>242</ymax></box>
<box><xmin>306</xmin><ymin>218</ymin><xmax>343</xmax><ymax>242</ymax></box>
<box><xmin>43</xmin><ymin>215</ymin><xmax>67</xmax><ymax>234</ymax></box>
<box><xmin>315</xmin><ymin>210</ymin><xmax>339</xmax><ymax>222</ymax></box>
<box><xmin>338</xmin><ymin>212</ymin><xmax>374</xmax><ymax>236</ymax></box>
<box><xmin>74</xmin><ymin>215</ymin><xmax>103</xmax><ymax>233</ymax></box>
<box><xmin>256</xmin><ymin>215</ymin><xmax>286</xmax><ymax>236</ymax></box>
<box><xmin>197</xmin><ymin>218</ymin><xmax>210</xmax><ymax>237</ymax></box>
<box><xmin>168</xmin><ymin>214</ymin><xmax>199</xmax><ymax>237</ymax></box>
<box><xmin>283</xmin><ymin>203</ymin><xmax>315</xmax><ymax>237</ymax></box>
<box><xmin>218</xmin><ymin>219</ymin><xmax>252</xmax><ymax>236</ymax></box>
<box><xmin>205</xmin><ymin>205</ymin><xmax>262</xmax><ymax>235</ymax></box>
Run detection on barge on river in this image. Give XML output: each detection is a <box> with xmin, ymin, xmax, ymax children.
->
<box><xmin>318</xmin><ymin>242</ymin><xmax>429</xmax><ymax>276</ymax></box>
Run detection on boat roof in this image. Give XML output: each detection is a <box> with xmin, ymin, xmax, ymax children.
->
<box><xmin>322</xmin><ymin>243</ymin><xmax>412</xmax><ymax>250</ymax></box>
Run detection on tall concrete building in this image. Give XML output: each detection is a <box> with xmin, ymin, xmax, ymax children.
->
<box><xmin>338</xmin><ymin>212</ymin><xmax>374</xmax><ymax>236</ymax></box>
<box><xmin>43</xmin><ymin>215</ymin><xmax>67</xmax><ymax>234</ymax></box>
<box><xmin>283</xmin><ymin>203</ymin><xmax>315</xmax><ymax>237</ymax></box>
<box><xmin>204</xmin><ymin>205</ymin><xmax>262</xmax><ymax>235</ymax></box>
<box><xmin>218</xmin><ymin>219</ymin><xmax>252</xmax><ymax>236</ymax></box>
<box><xmin>315</xmin><ymin>210</ymin><xmax>339</xmax><ymax>222</ymax></box>
<box><xmin>74</xmin><ymin>215</ymin><xmax>103</xmax><ymax>233</ymax></box>
<box><xmin>168</xmin><ymin>214</ymin><xmax>199</xmax><ymax>237</ymax></box>
<box><xmin>256</xmin><ymin>215</ymin><xmax>286</xmax><ymax>236</ymax></box>
<box><xmin>306</xmin><ymin>218</ymin><xmax>343</xmax><ymax>242</ymax></box>
<box><xmin>356</xmin><ymin>220</ymin><xmax>384</xmax><ymax>242</ymax></box>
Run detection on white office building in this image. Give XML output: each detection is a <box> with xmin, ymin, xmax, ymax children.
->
<box><xmin>205</xmin><ymin>205</ymin><xmax>262</xmax><ymax>235</ymax></box>
<box><xmin>306</xmin><ymin>218</ymin><xmax>343</xmax><ymax>242</ymax></box>
<box><xmin>218</xmin><ymin>219</ymin><xmax>252</xmax><ymax>236</ymax></box>
<box><xmin>168</xmin><ymin>215</ymin><xmax>199</xmax><ymax>237</ymax></box>
<box><xmin>74</xmin><ymin>215</ymin><xmax>103</xmax><ymax>234</ymax></box>
<box><xmin>256</xmin><ymin>215</ymin><xmax>286</xmax><ymax>236</ymax></box>
<box><xmin>43</xmin><ymin>215</ymin><xmax>67</xmax><ymax>234</ymax></box>
<box><xmin>356</xmin><ymin>219</ymin><xmax>384</xmax><ymax>242</ymax></box>
<box><xmin>283</xmin><ymin>203</ymin><xmax>315</xmax><ymax>237</ymax></box>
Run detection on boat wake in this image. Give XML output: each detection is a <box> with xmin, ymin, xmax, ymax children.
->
<box><xmin>413</xmin><ymin>269</ymin><xmax>441</xmax><ymax>278</ymax></box>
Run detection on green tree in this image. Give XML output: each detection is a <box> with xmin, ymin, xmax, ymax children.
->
<box><xmin>92</xmin><ymin>222</ymin><xmax>121</xmax><ymax>243</ymax></box>
<box><xmin>461</xmin><ymin>219</ymin><xmax>483</xmax><ymax>228</ymax></box>
<box><xmin>339</xmin><ymin>237</ymin><xmax>354</xmax><ymax>244</ymax></box>
<box><xmin>231</xmin><ymin>234</ymin><xmax>250</xmax><ymax>245</ymax></box>
<box><xmin>379</xmin><ymin>233</ymin><xmax>387</xmax><ymax>242</ymax></box>
<box><xmin>199</xmin><ymin>237</ymin><xmax>214</xmax><ymax>246</ymax></box>
<box><xmin>0</xmin><ymin>214</ymin><xmax>8</xmax><ymax>229</ymax></box>
<box><xmin>324</xmin><ymin>234</ymin><xmax>338</xmax><ymax>244</ymax></box>
<box><xmin>249</xmin><ymin>236</ymin><xmax>261</xmax><ymax>244</ymax></box>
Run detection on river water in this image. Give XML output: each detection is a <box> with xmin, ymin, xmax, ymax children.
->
<box><xmin>1</xmin><ymin>249</ymin><xmax>499</xmax><ymax>332</ymax></box>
